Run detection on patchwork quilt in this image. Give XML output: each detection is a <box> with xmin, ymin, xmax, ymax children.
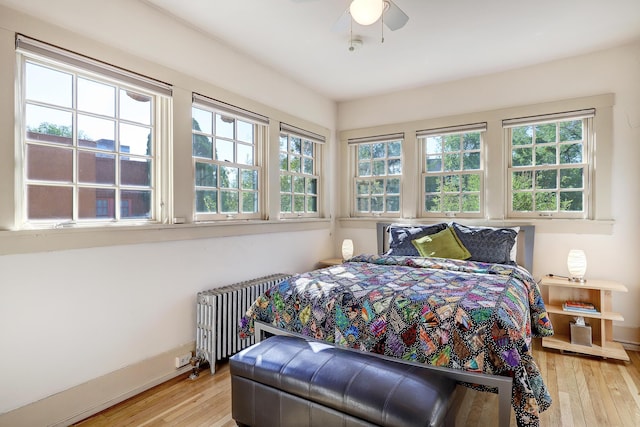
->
<box><xmin>240</xmin><ymin>254</ymin><xmax>554</xmax><ymax>427</ymax></box>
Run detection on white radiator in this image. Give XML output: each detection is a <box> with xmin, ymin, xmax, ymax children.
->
<box><xmin>195</xmin><ymin>273</ymin><xmax>291</xmax><ymax>374</ymax></box>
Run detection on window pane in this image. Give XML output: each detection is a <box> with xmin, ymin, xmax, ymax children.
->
<box><xmin>535</xmin><ymin>170</ymin><xmax>557</xmax><ymax>190</ymax></box>
<box><xmin>462</xmin><ymin>174</ymin><xmax>480</xmax><ymax>192</ymax></box>
<box><xmin>216</xmin><ymin>114</ymin><xmax>234</xmax><ymax>138</ymax></box>
<box><xmin>307</xmin><ymin>196</ymin><xmax>317</xmax><ymax>212</ymax></box>
<box><xmin>78</xmin><ymin>115</ymin><xmax>116</xmax><ymax>149</ymax></box>
<box><xmin>79</xmin><ymin>188</ymin><xmax>115</xmax><ymax>219</ymax></box>
<box><xmin>27</xmin><ymin>145</ymin><xmax>73</xmax><ymax>182</ymax></box>
<box><xmin>444</xmin><ymin>153</ymin><xmax>460</xmax><ymax>171</ymax></box>
<box><xmin>290</xmin><ymin>155</ymin><xmax>301</xmax><ymax>173</ymax></box>
<box><xmin>512</xmin><ymin>126</ymin><xmax>532</xmax><ymax>146</ymax></box>
<box><xmin>358</xmin><ymin>161</ymin><xmax>371</xmax><ymax>176</ymax></box>
<box><xmin>294</xmin><ymin>195</ymin><xmax>305</xmax><ymax>212</ymax></box>
<box><xmin>372</xmin><ymin>179</ymin><xmax>384</xmax><ymax>194</ymax></box>
<box><xmin>196</xmin><ymin>190</ymin><xmax>217</xmax><ymax>212</ymax></box>
<box><xmin>426</xmin><ymin>136</ymin><xmax>442</xmax><ymax>154</ymax></box>
<box><xmin>512</xmin><ymin>147</ymin><xmax>532</xmax><ymax>167</ymax></box>
<box><xmin>280</xmin><ymin>153</ymin><xmax>288</xmax><ymax>171</ymax></box>
<box><xmin>443</xmin><ymin>175</ymin><xmax>460</xmax><ymax>192</ymax></box>
<box><xmin>462</xmin><ymin>194</ymin><xmax>480</xmax><ymax>212</ymax></box>
<box><xmin>425</xmin><ymin>176</ymin><xmax>440</xmax><ymax>193</ymax></box>
<box><xmin>443</xmin><ymin>194</ymin><xmax>459</xmax><ymax>211</ymax></box>
<box><xmin>241</xmin><ymin>169</ymin><xmax>257</xmax><ymax>190</ymax></box>
<box><xmin>535</xmin><ymin>192</ymin><xmax>557</xmax><ymax>211</ymax></box>
<box><xmin>195</xmin><ymin>162</ymin><xmax>217</xmax><ymax>187</ymax></box>
<box><xmin>28</xmin><ymin>185</ymin><xmax>72</xmax><ymax>220</ymax></box>
<box><xmin>220</xmin><ymin>190</ymin><xmax>238</xmax><ymax>213</ymax></box>
<box><xmin>463</xmin><ymin>133</ymin><xmax>480</xmax><ymax>150</ymax></box>
<box><xmin>386</xmin><ymin>196</ymin><xmax>400</xmax><ymax>212</ymax></box>
<box><xmin>293</xmin><ymin>176</ymin><xmax>305</xmax><ymax>193</ymax></box>
<box><xmin>388</xmin><ymin>158</ymin><xmax>401</xmax><ymax>175</ymax></box>
<box><xmin>120</xmin><ymin>89</ymin><xmax>151</xmax><ymax>125</ymax></box>
<box><xmin>242</xmin><ymin>192</ymin><xmax>257</xmax><ymax>213</ymax></box>
<box><xmin>444</xmin><ymin>135</ymin><xmax>460</xmax><ymax>152</ymax></box>
<box><xmin>560</xmin><ymin>191</ymin><xmax>583</xmax><ymax>211</ymax></box>
<box><xmin>388</xmin><ymin>141</ymin><xmax>401</xmax><ymax>157</ymax></box>
<box><xmin>25</xmin><ymin>62</ymin><xmax>72</xmax><ymax>107</ymax></box>
<box><xmin>78</xmin><ymin>78</ymin><xmax>115</xmax><ymax>116</ymax></box>
<box><xmin>560</xmin><ymin>143</ymin><xmax>583</xmax><ymax>164</ymax></box>
<box><xmin>280</xmin><ymin>194</ymin><xmax>292</xmax><ymax>212</ymax></box>
<box><xmin>372</xmin><ymin>143</ymin><xmax>385</xmax><ymax>158</ymax></box>
<box><xmin>560</xmin><ymin>168</ymin><xmax>583</xmax><ymax>189</ymax></box>
<box><xmin>512</xmin><ymin>171</ymin><xmax>533</xmax><ymax>190</ymax></box>
<box><xmin>120</xmin><ymin>189</ymin><xmax>151</xmax><ymax>219</ymax></box>
<box><xmin>535</xmin><ymin>146</ymin><xmax>556</xmax><ymax>165</ymax></box>
<box><xmin>291</xmin><ymin>137</ymin><xmax>302</xmax><ymax>154</ymax></box>
<box><xmin>280</xmin><ymin>175</ymin><xmax>291</xmax><ymax>192</ymax></box>
<box><xmin>120</xmin><ymin>123</ymin><xmax>151</xmax><ymax>155</ymax></box>
<box><xmin>535</xmin><ymin>124</ymin><xmax>556</xmax><ymax>144</ymax></box>
<box><xmin>192</xmin><ymin>107</ymin><xmax>212</xmax><ymax>134</ymax></box>
<box><xmin>358</xmin><ymin>144</ymin><xmax>371</xmax><ymax>160</ymax></box>
<box><xmin>25</xmin><ymin>105</ymin><xmax>73</xmax><ymax>145</ymax></box>
<box><xmin>79</xmin><ymin>151</ymin><xmax>115</xmax><ymax>184</ymax></box>
<box><xmin>307</xmin><ymin>178</ymin><xmax>317</xmax><ymax>195</ymax></box>
<box><xmin>356</xmin><ymin>180</ymin><xmax>370</xmax><ymax>195</ymax></box>
<box><xmin>192</xmin><ymin>135</ymin><xmax>213</xmax><ymax>159</ymax></box>
<box><xmin>357</xmin><ymin>197</ymin><xmax>369</xmax><ymax>212</ymax></box>
<box><xmin>279</xmin><ymin>134</ymin><xmax>288</xmax><ymax>151</ymax></box>
<box><xmin>220</xmin><ymin>166</ymin><xmax>238</xmax><ymax>188</ymax></box>
<box><xmin>303</xmin><ymin>158</ymin><xmax>314</xmax><ymax>175</ymax></box>
<box><xmin>237</xmin><ymin>120</ymin><xmax>253</xmax><ymax>143</ymax></box>
<box><xmin>386</xmin><ymin>178</ymin><xmax>400</xmax><ymax>194</ymax></box>
<box><xmin>371</xmin><ymin>196</ymin><xmax>384</xmax><ymax>211</ymax></box>
<box><xmin>237</xmin><ymin>143</ymin><xmax>253</xmax><ymax>165</ymax></box>
<box><xmin>216</xmin><ymin>138</ymin><xmax>234</xmax><ymax>162</ymax></box>
<box><xmin>303</xmin><ymin>140</ymin><xmax>313</xmax><ymax>156</ymax></box>
<box><xmin>559</xmin><ymin>120</ymin><xmax>582</xmax><ymax>142</ymax></box>
<box><xmin>513</xmin><ymin>192</ymin><xmax>533</xmax><ymax>211</ymax></box>
<box><xmin>426</xmin><ymin>156</ymin><xmax>442</xmax><ymax>172</ymax></box>
<box><xmin>121</xmin><ymin>158</ymin><xmax>151</xmax><ymax>186</ymax></box>
<box><xmin>372</xmin><ymin>160</ymin><xmax>385</xmax><ymax>175</ymax></box>
<box><xmin>462</xmin><ymin>152</ymin><xmax>480</xmax><ymax>170</ymax></box>
<box><xmin>425</xmin><ymin>195</ymin><xmax>440</xmax><ymax>212</ymax></box>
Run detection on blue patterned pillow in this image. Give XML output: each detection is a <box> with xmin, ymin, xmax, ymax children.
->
<box><xmin>450</xmin><ymin>223</ymin><xmax>518</xmax><ymax>265</ymax></box>
<box><xmin>386</xmin><ymin>223</ymin><xmax>448</xmax><ymax>256</ymax></box>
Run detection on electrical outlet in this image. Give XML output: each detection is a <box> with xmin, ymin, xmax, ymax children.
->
<box><xmin>175</xmin><ymin>352</ymin><xmax>192</xmax><ymax>369</ymax></box>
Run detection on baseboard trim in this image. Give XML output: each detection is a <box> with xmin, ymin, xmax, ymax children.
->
<box><xmin>0</xmin><ymin>342</ymin><xmax>195</xmax><ymax>427</ymax></box>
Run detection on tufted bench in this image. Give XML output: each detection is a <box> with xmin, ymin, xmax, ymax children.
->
<box><xmin>230</xmin><ymin>335</ymin><xmax>458</xmax><ymax>427</ymax></box>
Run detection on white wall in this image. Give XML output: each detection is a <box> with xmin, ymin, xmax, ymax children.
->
<box><xmin>0</xmin><ymin>0</ymin><xmax>338</xmax><ymax>419</ymax></box>
<box><xmin>337</xmin><ymin>42</ymin><xmax>640</xmax><ymax>340</ymax></box>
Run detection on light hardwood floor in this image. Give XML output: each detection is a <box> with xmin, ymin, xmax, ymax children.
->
<box><xmin>76</xmin><ymin>341</ymin><xmax>640</xmax><ymax>427</ymax></box>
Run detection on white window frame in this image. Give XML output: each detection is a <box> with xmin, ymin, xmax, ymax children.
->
<box><xmin>349</xmin><ymin>133</ymin><xmax>403</xmax><ymax>218</ymax></box>
<box><xmin>418</xmin><ymin>123</ymin><xmax>486</xmax><ymax>218</ymax></box>
<box><xmin>279</xmin><ymin>123</ymin><xmax>323</xmax><ymax>218</ymax></box>
<box><xmin>15</xmin><ymin>34</ymin><xmax>172</xmax><ymax>229</ymax></box>
<box><xmin>504</xmin><ymin>109</ymin><xmax>595</xmax><ymax>219</ymax></box>
<box><xmin>191</xmin><ymin>93</ymin><xmax>268</xmax><ymax>221</ymax></box>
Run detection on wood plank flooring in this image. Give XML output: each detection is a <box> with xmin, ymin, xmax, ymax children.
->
<box><xmin>75</xmin><ymin>341</ymin><xmax>640</xmax><ymax>426</ymax></box>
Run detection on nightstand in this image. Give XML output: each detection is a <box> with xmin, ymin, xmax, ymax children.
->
<box><xmin>540</xmin><ymin>275</ymin><xmax>629</xmax><ymax>361</ymax></box>
<box><xmin>317</xmin><ymin>258</ymin><xmax>343</xmax><ymax>268</ymax></box>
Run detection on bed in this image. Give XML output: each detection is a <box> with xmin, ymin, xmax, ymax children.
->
<box><xmin>240</xmin><ymin>222</ymin><xmax>554</xmax><ymax>427</ymax></box>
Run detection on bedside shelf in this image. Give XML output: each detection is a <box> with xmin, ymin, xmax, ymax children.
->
<box><xmin>541</xmin><ymin>275</ymin><xmax>629</xmax><ymax>361</ymax></box>
<box><xmin>317</xmin><ymin>258</ymin><xmax>344</xmax><ymax>268</ymax></box>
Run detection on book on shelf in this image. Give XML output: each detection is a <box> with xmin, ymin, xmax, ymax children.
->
<box><xmin>562</xmin><ymin>300</ymin><xmax>599</xmax><ymax>313</ymax></box>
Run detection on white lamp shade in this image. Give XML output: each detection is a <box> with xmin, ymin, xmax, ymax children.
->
<box><xmin>567</xmin><ymin>249</ymin><xmax>587</xmax><ymax>279</ymax></box>
<box><xmin>350</xmin><ymin>0</ymin><xmax>385</xmax><ymax>26</ymax></box>
<box><xmin>342</xmin><ymin>239</ymin><xmax>354</xmax><ymax>260</ymax></box>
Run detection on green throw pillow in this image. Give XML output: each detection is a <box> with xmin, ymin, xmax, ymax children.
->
<box><xmin>411</xmin><ymin>227</ymin><xmax>471</xmax><ymax>260</ymax></box>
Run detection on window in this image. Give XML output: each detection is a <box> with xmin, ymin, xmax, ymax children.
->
<box><xmin>279</xmin><ymin>123</ymin><xmax>323</xmax><ymax>217</ymax></box>
<box><xmin>504</xmin><ymin>109</ymin><xmax>594</xmax><ymax>218</ymax></box>
<box><xmin>192</xmin><ymin>94</ymin><xmax>268</xmax><ymax>220</ymax></box>
<box><xmin>418</xmin><ymin>123</ymin><xmax>486</xmax><ymax>217</ymax></box>
<box><xmin>16</xmin><ymin>35</ymin><xmax>172</xmax><ymax>227</ymax></box>
<box><xmin>349</xmin><ymin>134</ymin><xmax>403</xmax><ymax>216</ymax></box>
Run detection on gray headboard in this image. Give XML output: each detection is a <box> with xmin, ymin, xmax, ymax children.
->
<box><xmin>376</xmin><ymin>222</ymin><xmax>535</xmax><ymax>273</ymax></box>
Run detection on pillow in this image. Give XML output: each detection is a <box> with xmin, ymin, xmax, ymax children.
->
<box><xmin>386</xmin><ymin>223</ymin><xmax>448</xmax><ymax>256</ymax></box>
<box><xmin>411</xmin><ymin>227</ymin><xmax>472</xmax><ymax>260</ymax></box>
<box><xmin>450</xmin><ymin>222</ymin><xmax>518</xmax><ymax>265</ymax></box>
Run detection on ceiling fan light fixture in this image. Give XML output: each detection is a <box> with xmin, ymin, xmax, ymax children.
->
<box><xmin>350</xmin><ymin>0</ymin><xmax>385</xmax><ymax>26</ymax></box>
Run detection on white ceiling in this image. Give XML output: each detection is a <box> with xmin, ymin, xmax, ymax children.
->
<box><xmin>3</xmin><ymin>0</ymin><xmax>639</xmax><ymax>102</ymax></box>
<box><xmin>143</xmin><ymin>0</ymin><xmax>640</xmax><ymax>102</ymax></box>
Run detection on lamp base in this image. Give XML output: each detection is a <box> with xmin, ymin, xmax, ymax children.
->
<box><xmin>569</xmin><ymin>277</ymin><xmax>587</xmax><ymax>283</ymax></box>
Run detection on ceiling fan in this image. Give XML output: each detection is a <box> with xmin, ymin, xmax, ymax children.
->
<box><xmin>332</xmin><ymin>0</ymin><xmax>409</xmax><ymax>32</ymax></box>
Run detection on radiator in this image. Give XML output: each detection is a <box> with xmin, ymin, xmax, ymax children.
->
<box><xmin>195</xmin><ymin>273</ymin><xmax>292</xmax><ymax>374</ymax></box>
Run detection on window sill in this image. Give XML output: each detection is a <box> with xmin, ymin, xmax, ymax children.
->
<box><xmin>0</xmin><ymin>218</ymin><xmax>332</xmax><ymax>256</ymax></box>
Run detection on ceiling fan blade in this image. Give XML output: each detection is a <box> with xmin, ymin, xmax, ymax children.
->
<box><xmin>384</xmin><ymin>0</ymin><xmax>409</xmax><ymax>31</ymax></box>
<box><xmin>331</xmin><ymin>8</ymin><xmax>351</xmax><ymax>32</ymax></box>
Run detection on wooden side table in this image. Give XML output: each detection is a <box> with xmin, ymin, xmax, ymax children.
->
<box><xmin>317</xmin><ymin>258</ymin><xmax>343</xmax><ymax>268</ymax></box>
<box><xmin>540</xmin><ymin>275</ymin><xmax>629</xmax><ymax>361</ymax></box>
